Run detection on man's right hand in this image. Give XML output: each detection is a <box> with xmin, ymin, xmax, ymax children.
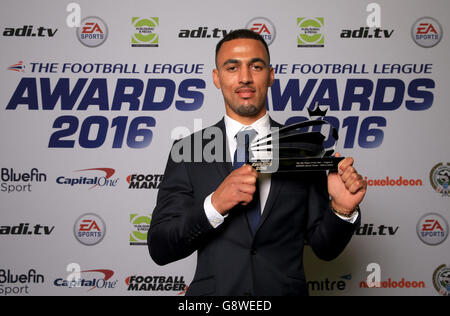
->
<box><xmin>211</xmin><ymin>165</ymin><xmax>258</xmax><ymax>216</ymax></box>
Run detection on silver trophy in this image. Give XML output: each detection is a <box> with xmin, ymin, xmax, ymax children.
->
<box><xmin>249</xmin><ymin>103</ymin><xmax>344</xmax><ymax>173</ymax></box>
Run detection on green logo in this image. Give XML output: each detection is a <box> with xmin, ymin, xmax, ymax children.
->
<box><xmin>297</xmin><ymin>17</ymin><xmax>324</xmax><ymax>47</ymax></box>
<box><xmin>132</xmin><ymin>17</ymin><xmax>159</xmax><ymax>47</ymax></box>
<box><xmin>130</xmin><ymin>214</ymin><xmax>151</xmax><ymax>245</ymax></box>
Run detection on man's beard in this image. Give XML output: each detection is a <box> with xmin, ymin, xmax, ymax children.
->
<box><xmin>236</xmin><ymin>104</ymin><xmax>260</xmax><ymax>117</ymax></box>
<box><xmin>227</xmin><ymin>101</ymin><xmax>264</xmax><ymax>118</ymax></box>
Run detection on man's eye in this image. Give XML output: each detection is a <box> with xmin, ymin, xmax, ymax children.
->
<box><xmin>252</xmin><ymin>65</ymin><xmax>263</xmax><ymax>71</ymax></box>
<box><xmin>227</xmin><ymin>66</ymin><xmax>237</xmax><ymax>71</ymax></box>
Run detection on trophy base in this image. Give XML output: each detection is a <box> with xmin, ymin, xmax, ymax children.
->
<box><xmin>250</xmin><ymin>157</ymin><xmax>345</xmax><ymax>173</ymax></box>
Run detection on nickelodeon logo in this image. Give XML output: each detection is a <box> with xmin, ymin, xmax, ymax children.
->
<box><xmin>360</xmin><ymin>278</ymin><xmax>426</xmax><ymax>289</ymax></box>
<box><xmin>364</xmin><ymin>176</ymin><xmax>423</xmax><ymax>187</ymax></box>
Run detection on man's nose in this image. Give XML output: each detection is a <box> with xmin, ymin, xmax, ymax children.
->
<box><xmin>239</xmin><ymin>66</ymin><xmax>253</xmax><ymax>84</ymax></box>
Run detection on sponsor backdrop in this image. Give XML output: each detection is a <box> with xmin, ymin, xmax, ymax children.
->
<box><xmin>0</xmin><ymin>0</ymin><xmax>449</xmax><ymax>296</ymax></box>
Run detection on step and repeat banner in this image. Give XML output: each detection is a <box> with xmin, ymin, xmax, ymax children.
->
<box><xmin>0</xmin><ymin>0</ymin><xmax>449</xmax><ymax>296</ymax></box>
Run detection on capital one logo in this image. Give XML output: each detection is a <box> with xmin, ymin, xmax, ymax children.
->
<box><xmin>56</xmin><ymin>168</ymin><xmax>119</xmax><ymax>189</ymax></box>
<box><xmin>56</xmin><ymin>266</ymin><xmax>117</xmax><ymax>292</ymax></box>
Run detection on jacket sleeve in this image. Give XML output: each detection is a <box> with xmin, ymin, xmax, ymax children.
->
<box><xmin>148</xmin><ymin>145</ymin><xmax>215</xmax><ymax>266</ymax></box>
<box><xmin>305</xmin><ymin>171</ymin><xmax>360</xmax><ymax>261</ymax></box>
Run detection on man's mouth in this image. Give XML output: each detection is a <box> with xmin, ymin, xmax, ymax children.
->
<box><xmin>236</xmin><ymin>87</ymin><xmax>256</xmax><ymax>99</ymax></box>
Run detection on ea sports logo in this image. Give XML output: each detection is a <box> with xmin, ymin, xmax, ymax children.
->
<box><xmin>246</xmin><ymin>17</ymin><xmax>276</xmax><ymax>46</ymax></box>
<box><xmin>76</xmin><ymin>16</ymin><xmax>108</xmax><ymax>47</ymax></box>
<box><xmin>412</xmin><ymin>17</ymin><xmax>443</xmax><ymax>48</ymax></box>
<box><xmin>417</xmin><ymin>213</ymin><xmax>448</xmax><ymax>246</ymax></box>
<box><xmin>74</xmin><ymin>213</ymin><xmax>106</xmax><ymax>246</ymax></box>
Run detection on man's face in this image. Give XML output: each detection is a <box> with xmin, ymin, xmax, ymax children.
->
<box><xmin>213</xmin><ymin>38</ymin><xmax>274</xmax><ymax>123</ymax></box>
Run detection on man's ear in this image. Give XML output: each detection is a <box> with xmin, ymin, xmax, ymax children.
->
<box><xmin>212</xmin><ymin>69</ymin><xmax>221</xmax><ymax>89</ymax></box>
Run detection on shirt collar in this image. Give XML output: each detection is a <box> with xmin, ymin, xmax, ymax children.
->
<box><xmin>224</xmin><ymin>113</ymin><xmax>271</xmax><ymax>142</ymax></box>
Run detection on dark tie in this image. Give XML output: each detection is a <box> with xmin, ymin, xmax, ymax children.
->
<box><xmin>233</xmin><ymin>129</ymin><xmax>261</xmax><ymax>235</ymax></box>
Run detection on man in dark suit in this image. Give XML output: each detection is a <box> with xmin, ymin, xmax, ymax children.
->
<box><xmin>148</xmin><ymin>29</ymin><xmax>367</xmax><ymax>296</ymax></box>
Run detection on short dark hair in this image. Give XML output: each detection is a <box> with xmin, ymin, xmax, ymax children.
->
<box><xmin>215</xmin><ymin>29</ymin><xmax>271</xmax><ymax>66</ymax></box>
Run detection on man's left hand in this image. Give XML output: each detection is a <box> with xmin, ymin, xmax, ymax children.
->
<box><xmin>327</xmin><ymin>153</ymin><xmax>367</xmax><ymax>215</ymax></box>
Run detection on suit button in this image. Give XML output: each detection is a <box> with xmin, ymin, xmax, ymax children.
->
<box><xmin>250</xmin><ymin>249</ymin><xmax>257</xmax><ymax>255</ymax></box>
<box><xmin>243</xmin><ymin>292</ymin><xmax>252</xmax><ymax>296</ymax></box>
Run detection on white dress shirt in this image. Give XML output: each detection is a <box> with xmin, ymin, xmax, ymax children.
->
<box><xmin>203</xmin><ymin>113</ymin><xmax>358</xmax><ymax>228</ymax></box>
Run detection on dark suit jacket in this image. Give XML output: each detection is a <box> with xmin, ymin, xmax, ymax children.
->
<box><xmin>148</xmin><ymin>117</ymin><xmax>359</xmax><ymax>296</ymax></box>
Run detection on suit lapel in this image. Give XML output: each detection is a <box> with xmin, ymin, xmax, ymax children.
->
<box><xmin>258</xmin><ymin>173</ymin><xmax>283</xmax><ymax>229</ymax></box>
<box><xmin>254</xmin><ymin>117</ymin><xmax>284</xmax><ymax>234</ymax></box>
